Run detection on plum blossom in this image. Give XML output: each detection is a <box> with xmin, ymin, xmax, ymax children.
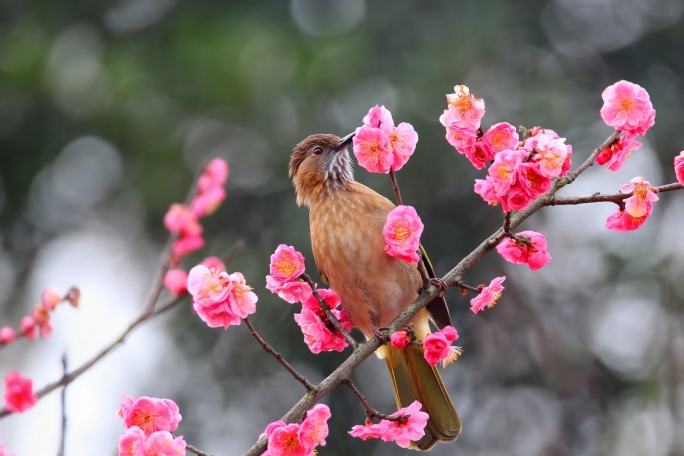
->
<box><xmin>352</xmin><ymin>125</ymin><xmax>393</xmax><ymax>174</ymax></box>
<box><xmin>265</xmin><ymin>245</ymin><xmax>312</xmax><ymax>304</ymax></box>
<box><xmin>444</xmin><ymin>125</ymin><xmax>478</xmax><ymax>152</ymax></box>
<box><xmin>3</xmin><ymin>371</ymin><xmax>38</xmax><ymax>413</ymax></box>
<box><xmin>118</xmin><ymin>393</ymin><xmax>182</xmax><ymax>436</ymax></box>
<box><xmin>41</xmin><ymin>286</ymin><xmax>62</xmax><ymax>311</ymax></box>
<box><xmin>363</xmin><ymin>105</ymin><xmax>394</xmax><ymax>130</ymax></box>
<box><xmin>191</xmin><ymin>186</ymin><xmax>226</xmax><ymax>217</ymax></box>
<box><xmin>390</xmin><ymin>330</ymin><xmax>412</xmax><ymax>349</ymax></box>
<box><xmin>294</xmin><ymin>306</ymin><xmax>353</xmax><ymax>354</ymax></box>
<box><xmin>117</xmin><ymin>427</ymin><xmax>186</xmax><ymax>456</ymax></box>
<box><xmin>675</xmin><ymin>152</ymin><xmax>684</xmax><ymax>185</ymax></box>
<box><xmin>464</xmin><ymin>141</ymin><xmax>493</xmax><ymax>170</ymax></box>
<box><xmin>442</xmin><ymin>85</ymin><xmax>485</xmax><ymax>130</ymax></box>
<box><xmin>299</xmin><ymin>404</ymin><xmax>332</xmax><ymax>449</ymax></box>
<box><xmin>226</xmin><ymin>272</ymin><xmax>258</xmax><ymax>319</ymax></box>
<box><xmin>197</xmin><ymin>157</ymin><xmax>229</xmax><ymax>193</ymax></box>
<box><xmin>201</xmin><ymin>256</ymin><xmax>226</xmax><ymax>271</ymax></box>
<box><xmin>524</xmin><ymin>128</ymin><xmax>573</xmax><ymax>177</ymax></box>
<box><xmin>600</xmin><ymin>80</ymin><xmax>656</xmax><ymax>135</ymax></box>
<box><xmin>262</xmin><ymin>404</ymin><xmax>331</xmax><ymax>456</ymax></box>
<box><xmin>474</xmin><ymin>176</ymin><xmax>503</xmax><ymax>208</ymax></box>
<box><xmin>515</xmin><ymin>162</ymin><xmax>551</xmax><ymax>198</ymax></box>
<box><xmin>470</xmin><ymin>276</ymin><xmax>506</xmax><ymax>313</ymax></box>
<box><xmin>605</xmin><ymin>203</ymin><xmax>653</xmax><ymax>231</ymax></box>
<box><xmin>496</xmin><ymin>231</ymin><xmax>552</xmax><ymax>270</ymax></box>
<box><xmin>163</xmin><ymin>269</ymin><xmax>188</xmax><ymax>295</ymax></box>
<box><xmin>383</xmin><ymin>205</ymin><xmax>424</xmax><ymax>264</ymax></box>
<box><xmin>595</xmin><ymin>134</ymin><xmax>642</xmax><ymax>171</ymax></box>
<box><xmin>32</xmin><ymin>305</ymin><xmax>52</xmax><ymax>338</ymax></box>
<box><xmin>423</xmin><ymin>326</ymin><xmax>461</xmax><ymax>367</ymax></box>
<box><xmin>118</xmin><ymin>426</ymin><xmax>146</xmax><ymax>456</ymax></box>
<box><xmin>483</xmin><ymin>122</ymin><xmax>519</xmax><ymax>154</ymax></box>
<box><xmin>0</xmin><ymin>327</ymin><xmax>16</xmax><ymax>345</ymax></box>
<box><xmin>488</xmin><ymin>149</ymin><xmax>527</xmax><ymax>195</ymax></box>
<box><xmin>388</xmin><ymin>122</ymin><xmax>418</xmax><ymax>171</ymax></box>
<box><xmin>19</xmin><ymin>316</ymin><xmax>37</xmax><ymax>340</ymax></box>
<box><xmin>506</xmin><ymin>186</ymin><xmax>533</xmax><ymax>211</ymax></box>
<box><xmin>621</xmin><ymin>177</ymin><xmax>659</xmax><ymax>218</ymax></box>
<box><xmin>350</xmin><ymin>401</ymin><xmax>429</xmax><ymax>448</ymax></box>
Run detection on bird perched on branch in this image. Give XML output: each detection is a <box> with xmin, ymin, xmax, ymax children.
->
<box><xmin>289</xmin><ymin>132</ymin><xmax>461</xmax><ymax>450</ymax></box>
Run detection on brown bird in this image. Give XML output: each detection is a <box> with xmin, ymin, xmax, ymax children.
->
<box><xmin>289</xmin><ymin>132</ymin><xmax>461</xmax><ymax>450</ymax></box>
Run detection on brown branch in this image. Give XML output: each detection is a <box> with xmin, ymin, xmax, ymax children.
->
<box><xmin>299</xmin><ymin>274</ymin><xmax>357</xmax><ymax>348</ymax></box>
<box><xmin>344</xmin><ymin>379</ymin><xmax>403</xmax><ymax>422</ymax></box>
<box><xmin>58</xmin><ymin>354</ymin><xmax>67</xmax><ymax>456</ymax></box>
<box><xmin>454</xmin><ymin>281</ymin><xmax>482</xmax><ymax>294</ymax></box>
<box><xmin>242</xmin><ymin>130</ymin><xmax>631</xmax><ymax>456</ymax></box>
<box><xmin>389</xmin><ymin>169</ymin><xmax>403</xmax><ymax>206</ymax></box>
<box><xmin>550</xmin><ymin>182</ymin><xmax>684</xmax><ymax>206</ymax></box>
<box><xmin>244</xmin><ymin>318</ymin><xmax>314</xmax><ymax>390</ymax></box>
<box><xmin>187</xmin><ymin>443</ymin><xmax>214</xmax><ymax>456</ymax></box>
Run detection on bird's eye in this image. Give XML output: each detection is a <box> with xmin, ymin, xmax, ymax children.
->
<box><xmin>313</xmin><ymin>147</ymin><xmax>323</xmax><ymax>155</ymax></box>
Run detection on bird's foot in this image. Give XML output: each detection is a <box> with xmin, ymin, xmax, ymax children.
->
<box><xmin>428</xmin><ymin>277</ymin><xmax>448</xmax><ymax>297</ymax></box>
<box><xmin>372</xmin><ymin>325</ymin><xmax>390</xmax><ymax>344</ymax></box>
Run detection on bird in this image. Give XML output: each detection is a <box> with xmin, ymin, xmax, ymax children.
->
<box><xmin>289</xmin><ymin>132</ymin><xmax>461</xmax><ymax>450</ymax></box>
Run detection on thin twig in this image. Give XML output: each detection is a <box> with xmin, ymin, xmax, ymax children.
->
<box><xmin>389</xmin><ymin>169</ymin><xmax>403</xmax><ymax>206</ymax></box>
<box><xmin>550</xmin><ymin>182</ymin><xmax>684</xmax><ymax>206</ymax></box>
<box><xmin>454</xmin><ymin>281</ymin><xmax>482</xmax><ymax>294</ymax></box>
<box><xmin>299</xmin><ymin>274</ymin><xmax>357</xmax><ymax>348</ymax></box>
<box><xmin>344</xmin><ymin>379</ymin><xmax>402</xmax><ymax>421</ymax></box>
<box><xmin>244</xmin><ymin>318</ymin><xmax>314</xmax><ymax>390</ymax></box>
<box><xmin>58</xmin><ymin>354</ymin><xmax>67</xmax><ymax>456</ymax></box>
<box><xmin>187</xmin><ymin>443</ymin><xmax>214</xmax><ymax>456</ymax></box>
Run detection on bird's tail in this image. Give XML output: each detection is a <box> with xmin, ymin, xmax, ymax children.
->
<box><xmin>383</xmin><ymin>343</ymin><xmax>461</xmax><ymax>451</ymax></box>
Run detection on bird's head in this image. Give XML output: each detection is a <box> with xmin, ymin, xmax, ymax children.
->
<box><xmin>289</xmin><ymin>132</ymin><xmax>354</xmax><ymax>206</ymax></box>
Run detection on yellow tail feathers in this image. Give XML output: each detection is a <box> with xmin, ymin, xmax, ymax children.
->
<box><xmin>384</xmin><ymin>343</ymin><xmax>461</xmax><ymax>451</ymax></box>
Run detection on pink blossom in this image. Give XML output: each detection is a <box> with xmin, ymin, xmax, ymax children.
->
<box><xmin>299</xmin><ymin>404</ymin><xmax>332</xmax><ymax>448</ymax></box>
<box><xmin>163</xmin><ymin>269</ymin><xmax>188</xmax><ymax>295</ymax></box>
<box><xmin>187</xmin><ymin>265</ymin><xmax>231</xmax><ymax>304</ymax></box>
<box><xmin>483</xmin><ymin>122</ymin><xmax>519</xmax><ymax>154</ymax></box>
<box><xmin>163</xmin><ymin>204</ymin><xmax>202</xmax><ymax>237</ymax></box>
<box><xmin>621</xmin><ymin>176</ymin><xmax>659</xmax><ymax>218</ymax></box>
<box><xmin>496</xmin><ymin>231</ymin><xmax>552</xmax><ymax>270</ymax></box>
<box><xmin>488</xmin><ymin>149</ymin><xmax>527</xmax><ymax>194</ymax></box>
<box><xmin>382</xmin><ymin>401</ymin><xmax>430</xmax><ymax>448</ymax></box>
<box><xmin>515</xmin><ymin>162</ymin><xmax>552</xmax><ymax>198</ymax></box>
<box><xmin>349</xmin><ymin>420</ymin><xmax>389</xmax><ymax>440</ymax></box>
<box><xmin>390</xmin><ymin>330</ymin><xmax>411</xmax><ymax>349</ymax></box>
<box><xmin>3</xmin><ymin>371</ymin><xmax>38</xmax><ymax>413</ymax></box>
<box><xmin>190</xmin><ymin>186</ymin><xmax>226</xmax><ymax>217</ymax></box>
<box><xmin>171</xmin><ymin>234</ymin><xmax>205</xmax><ymax>257</ymax></box>
<box><xmin>198</xmin><ymin>157</ymin><xmax>229</xmax><ymax>192</ymax></box>
<box><xmin>464</xmin><ymin>141</ymin><xmax>494</xmax><ymax>170</ymax></box>
<box><xmin>188</xmin><ymin>265</ymin><xmax>243</xmax><ymax>329</ymax></box>
<box><xmin>474</xmin><ymin>176</ymin><xmax>503</xmax><ymax>208</ymax></box>
<box><xmin>226</xmin><ymin>272</ymin><xmax>258</xmax><ymax>319</ymax></box>
<box><xmin>0</xmin><ymin>327</ymin><xmax>16</xmax><ymax>345</ymax></box>
<box><xmin>146</xmin><ymin>431</ymin><xmax>187</xmax><ymax>455</ymax></box>
<box><xmin>363</xmin><ymin>105</ymin><xmax>394</xmax><ymax>130</ymax></box>
<box><xmin>443</xmin><ymin>124</ymin><xmax>478</xmax><ymax>152</ymax></box>
<box><xmin>383</xmin><ymin>205</ymin><xmax>423</xmax><ymax>264</ymax></box>
<box><xmin>352</xmin><ymin>125</ymin><xmax>393</xmax><ymax>173</ymax></box>
<box><xmin>470</xmin><ymin>276</ymin><xmax>506</xmax><ymax>314</ymax></box>
<box><xmin>201</xmin><ymin>256</ymin><xmax>226</xmax><ymax>272</ymax></box>
<box><xmin>601</xmin><ymin>80</ymin><xmax>656</xmax><ymax>135</ymax></box>
<box><xmin>118</xmin><ymin>426</ymin><xmax>147</xmax><ymax>456</ymax></box>
<box><xmin>505</xmin><ymin>186</ymin><xmax>533</xmax><ymax>211</ymax></box>
<box><xmin>19</xmin><ymin>316</ymin><xmax>37</xmax><ymax>340</ymax></box>
<box><xmin>595</xmin><ymin>134</ymin><xmax>642</xmax><ymax>171</ymax></box>
<box><xmin>443</xmin><ymin>85</ymin><xmax>485</xmax><ymax>130</ymax></box>
<box><xmin>268</xmin><ymin>245</ymin><xmax>306</xmax><ymax>282</ymax></box>
<box><xmin>423</xmin><ymin>326</ymin><xmax>459</xmax><ymax>367</ymax></box>
<box><xmin>529</xmin><ymin>134</ymin><xmax>568</xmax><ymax>178</ymax></box>
<box><xmin>41</xmin><ymin>286</ymin><xmax>62</xmax><ymax>311</ymax></box>
<box><xmin>293</xmin><ymin>307</ymin><xmax>353</xmax><ymax>354</ymax></box>
<box><xmin>675</xmin><ymin>152</ymin><xmax>684</xmax><ymax>185</ymax></box>
<box><xmin>301</xmin><ymin>288</ymin><xmax>341</xmax><ymax>311</ymax></box>
<box><xmin>266</xmin><ymin>276</ymin><xmax>312</xmax><ymax>304</ymax></box>
<box><xmin>120</xmin><ymin>395</ymin><xmax>181</xmax><ymax>436</ymax></box>
<box><xmin>266</xmin><ymin>423</ymin><xmax>310</xmax><ymax>456</ymax></box>
<box><xmin>605</xmin><ymin>203</ymin><xmax>653</xmax><ymax>231</ymax></box>
<box><xmin>388</xmin><ymin>122</ymin><xmax>418</xmax><ymax>171</ymax></box>
<box><xmin>32</xmin><ymin>306</ymin><xmax>52</xmax><ymax>338</ymax></box>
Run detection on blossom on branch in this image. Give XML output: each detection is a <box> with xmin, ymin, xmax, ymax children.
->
<box><xmin>163</xmin><ymin>269</ymin><xmax>188</xmax><ymax>295</ymax></box>
<box><xmin>605</xmin><ymin>202</ymin><xmax>653</xmax><ymax>231</ymax></box>
<box><xmin>387</xmin><ymin>122</ymin><xmax>418</xmax><ymax>171</ymax></box>
<box><xmin>600</xmin><ymin>80</ymin><xmax>656</xmax><ymax>136</ymax></box>
<box><xmin>118</xmin><ymin>393</ymin><xmax>182</xmax><ymax>436</ymax></box>
<box><xmin>595</xmin><ymin>134</ymin><xmax>641</xmax><ymax>172</ymax></box>
<box><xmin>674</xmin><ymin>152</ymin><xmax>684</xmax><ymax>185</ymax></box>
<box><xmin>3</xmin><ymin>371</ymin><xmax>38</xmax><ymax>413</ymax></box>
<box><xmin>294</xmin><ymin>289</ymin><xmax>353</xmax><ymax>353</ymax></box>
<box><xmin>265</xmin><ymin>245</ymin><xmax>311</xmax><ymax>304</ymax></box>
<box><xmin>363</xmin><ymin>105</ymin><xmax>394</xmax><ymax>130</ymax></box>
<box><xmin>621</xmin><ymin>177</ymin><xmax>658</xmax><ymax>218</ymax></box>
<box><xmin>470</xmin><ymin>276</ymin><xmax>506</xmax><ymax>313</ymax></box>
<box><xmin>483</xmin><ymin>122</ymin><xmax>519</xmax><ymax>154</ymax></box>
<box><xmin>0</xmin><ymin>327</ymin><xmax>16</xmax><ymax>345</ymax></box>
<box><xmin>383</xmin><ymin>205</ymin><xmax>424</xmax><ymax>264</ymax></box>
<box><xmin>390</xmin><ymin>330</ymin><xmax>412</xmax><ymax>349</ymax></box>
<box><xmin>262</xmin><ymin>404</ymin><xmax>331</xmax><ymax>456</ymax></box>
<box><xmin>41</xmin><ymin>286</ymin><xmax>62</xmax><ymax>311</ymax></box>
<box><xmin>349</xmin><ymin>400</ymin><xmax>429</xmax><ymax>448</ymax></box>
<box><xmin>443</xmin><ymin>85</ymin><xmax>485</xmax><ymax>130</ymax></box>
<box><xmin>353</xmin><ymin>125</ymin><xmax>393</xmax><ymax>174</ymax></box>
<box><xmin>496</xmin><ymin>231</ymin><xmax>552</xmax><ymax>270</ymax></box>
<box><xmin>117</xmin><ymin>426</ymin><xmax>186</xmax><ymax>456</ymax></box>
<box><xmin>423</xmin><ymin>326</ymin><xmax>461</xmax><ymax>367</ymax></box>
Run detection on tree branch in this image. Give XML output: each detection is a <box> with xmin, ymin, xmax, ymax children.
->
<box><xmin>187</xmin><ymin>443</ymin><xmax>214</xmax><ymax>456</ymax></box>
<box><xmin>299</xmin><ymin>274</ymin><xmax>357</xmax><ymax>348</ymax></box>
<box><xmin>550</xmin><ymin>182</ymin><xmax>684</xmax><ymax>206</ymax></box>
<box><xmin>344</xmin><ymin>379</ymin><xmax>402</xmax><ymax>421</ymax></box>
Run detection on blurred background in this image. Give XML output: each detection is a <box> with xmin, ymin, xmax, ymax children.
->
<box><xmin>1</xmin><ymin>0</ymin><xmax>684</xmax><ymax>454</ymax></box>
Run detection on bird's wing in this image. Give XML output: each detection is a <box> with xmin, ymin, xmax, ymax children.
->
<box><xmin>319</xmin><ymin>270</ymin><xmax>328</xmax><ymax>285</ymax></box>
<box><xmin>420</xmin><ymin>244</ymin><xmax>453</xmax><ymax>330</ymax></box>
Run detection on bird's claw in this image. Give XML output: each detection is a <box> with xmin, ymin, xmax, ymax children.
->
<box><xmin>429</xmin><ymin>278</ymin><xmax>448</xmax><ymax>297</ymax></box>
<box><xmin>373</xmin><ymin>325</ymin><xmax>390</xmax><ymax>344</ymax></box>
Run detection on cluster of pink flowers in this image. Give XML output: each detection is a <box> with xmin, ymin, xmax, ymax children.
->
<box><xmin>294</xmin><ymin>289</ymin><xmax>353</xmax><ymax>353</ymax></box>
<box><xmin>163</xmin><ymin>158</ymin><xmax>228</xmax><ymax>259</ymax></box>
<box><xmin>262</xmin><ymin>404</ymin><xmax>331</xmax><ymax>456</ymax></box>
<box><xmin>1</xmin><ymin>286</ymin><xmax>79</xmax><ymax>346</ymax></box>
<box><xmin>352</xmin><ymin>106</ymin><xmax>418</xmax><ymax>173</ymax></box>
<box><xmin>186</xmin><ymin>259</ymin><xmax>258</xmax><ymax>329</ymax></box>
<box><xmin>596</xmin><ymin>81</ymin><xmax>655</xmax><ymax>171</ymax></box>
<box><xmin>265</xmin><ymin>245</ymin><xmax>311</xmax><ymax>303</ymax></box>
<box><xmin>3</xmin><ymin>371</ymin><xmax>38</xmax><ymax>413</ymax></box>
<box><xmin>605</xmin><ymin>177</ymin><xmax>659</xmax><ymax>231</ymax></box>
<box><xmin>382</xmin><ymin>205</ymin><xmax>424</xmax><ymax>264</ymax></box>
<box><xmin>423</xmin><ymin>326</ymin><xmax>461</xmax><ymax>368</ymax></box>
<box><xmin>496</xmin><ymin>231</ymin><xmax>552</xmax><ymax>270</ymax></box>
<box><xmin>117</xmin><ymin>393</ymin><xmax>185</xmax><ymax>455</ymax></box>
<box><xmin>470</xmin><ymin>277</ymin><xmax>506</xmax><ymax>314</ymax></box>
<box><xmin>349</xmin><ymin>400</ymin><xmax>429</xmax><ymax>448</ymax></box>
<box><xmin>265</xmin><ymin>245</ymin><xmax>353</xmax><ymax>353</ymax></box>
<box><xmin>675</xmin><ymin>152</ymin><xmax>684</xmax><ymax>185</ymax></box>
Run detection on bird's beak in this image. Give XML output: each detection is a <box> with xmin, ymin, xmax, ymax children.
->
<box><xmin>334</xmin><ymin>132</ymin><xmax>355</xmax><ymax>152</ymax></box>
